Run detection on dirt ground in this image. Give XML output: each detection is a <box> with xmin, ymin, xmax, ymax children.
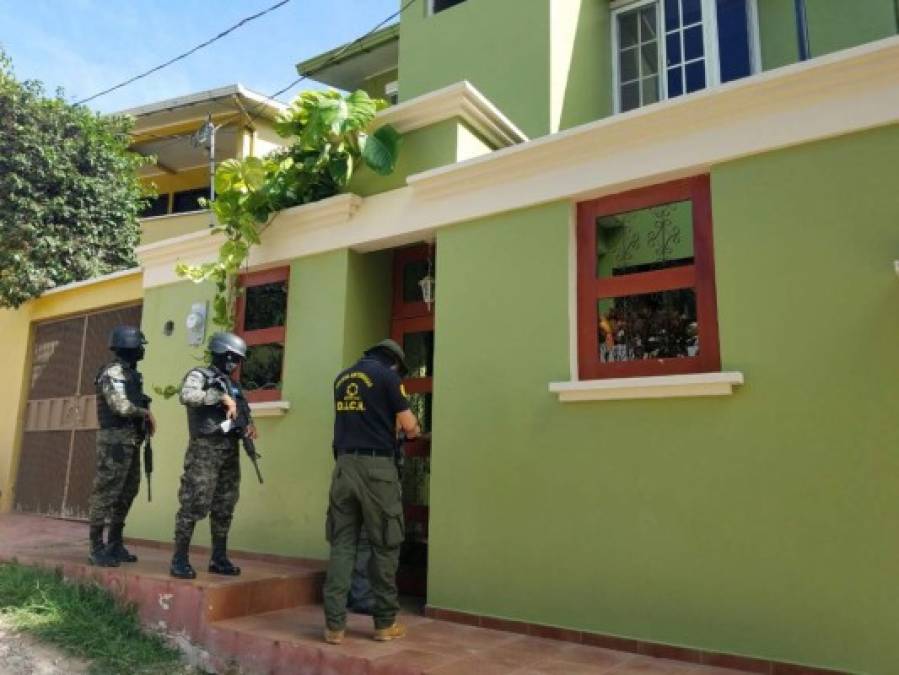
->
<box><xmin>0</xmin><ymin>617</ymin><xmax>89</xmax><ymax>675</ymax></box>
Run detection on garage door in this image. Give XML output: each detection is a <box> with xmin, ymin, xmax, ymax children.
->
<box><xmin>14</xmin><ymin>304</ymin><xmax>143</xmax><ymax>518</ymax></box>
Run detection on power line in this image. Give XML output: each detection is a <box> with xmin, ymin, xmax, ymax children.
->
<box><xmin>221</xmin><ymin>0</ymin><xmax>419</xmax><ymax>132</ymax></box>
<box><xmin>75</xmin><ymin>0</ymin><xmax>293</xmax><ymax>106</ymax></box>
<box><xmin>134</xmin><ymin>0</ymin><xmax>419</xmax><ymax>155</ymax></box>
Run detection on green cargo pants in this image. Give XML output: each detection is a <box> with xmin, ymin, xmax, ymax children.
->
<box><xmin>323</xmin><ymin>454</ymin><xmax>405</xmax><ymax>631</ymax></box>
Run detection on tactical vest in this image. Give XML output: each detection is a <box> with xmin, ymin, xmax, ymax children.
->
<box><xmin>95</xmin><ymin>361</ymin><xmax>144</xmax><ymax>429</ymax></box>
<box><xmin>185</xmin><ymin>367</ymin><xmax>240</xmax><ymax>438</ymax></box>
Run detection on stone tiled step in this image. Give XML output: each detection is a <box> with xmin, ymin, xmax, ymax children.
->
<box><xmin>2</xmin><ymin>532</ymin><xmax>324</xmax><ymax>642</ymax></box>
<box><xmin>205</xmin><ymin>604</ymin><xmax>753</xmax><ymax>675</ymax></box>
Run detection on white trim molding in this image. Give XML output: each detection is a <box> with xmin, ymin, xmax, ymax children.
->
<box><xmin>40</xmin><ymin>268</ymin><xmax>142</xmax><ymax>297</ymax></box>
<box><xmin>249</xmin><ymin>400</ymin><xmax>291</xmax><ymax>417</ymax></box>
<box><xmin>408</xmin><ymin>36</ymin><xmax>899</xmax><ymax>202</ymax></box>
<box><xmin>137</xmin><ymin>37</ymin><xmax>899</xmax><ymax>281</ymax></box>
<box><xmin>137</xmin><ymin>193</ymin><xmax>362</xmax><ymax>288</ymax></box>
<box><xmin>549</xmin><ymin>372</ymin><xmax>745</xmax><ymax>402</ymax></box>
<box><xmin>375</xmin><ymin>81</ymin><xmax>528</xmax><ymax>148</ymax></box>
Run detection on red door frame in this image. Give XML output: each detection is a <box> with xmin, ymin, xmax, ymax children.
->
<box><xmin>390</xmin><ymin>244</ymin><xmax>434</xmax><ymax>597</ymax></box>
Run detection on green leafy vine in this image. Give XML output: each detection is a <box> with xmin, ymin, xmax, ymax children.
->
<box><xmin>175</xmin><ymin>89</ymin><xmax>401</xmax><ymax>329</ymax></box>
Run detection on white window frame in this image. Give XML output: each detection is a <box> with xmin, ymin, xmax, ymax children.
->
<box><xmin>610</xmin><ymin>0</ymin><xmax>761</xmax><ymax>113</ymax></box>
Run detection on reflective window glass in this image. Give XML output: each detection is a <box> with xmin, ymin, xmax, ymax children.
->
<box><xmin>597</xmin><ymin>290</ymin><xmax>698</xmax><ymax>363</ymax></box>
<box><xmin>407</xmin><ymin>392</ymin><xmax>432</xmax><ymax>434</ymax></box>
<box><xmin>240</xmin><ymin>343</ymin><xmax>284</xmax><ymax>392</ymax></box>
<box><xmin>717</xmin><ymin>0</ymin><xmax>753</xmax><ymax>82</ymax></box>
<box><xmin>403</xmin><ymin>331</ymin><xmax>434</xmax><ymax>379</ymax></box>
<box><xmin>596</xmin><ymin>200</ymin><xmax>694</xmax><ymax>278</ymax></box>
<box><xmin>243</xmin><ymin>282</ymin><xmax>287</xmax><ymax>331</ymax></box>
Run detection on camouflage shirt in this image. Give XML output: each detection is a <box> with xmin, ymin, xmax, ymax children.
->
<box><xmin>97</xmin><ymin>359</ymin><xmax>149</xmax><ymax>421</ymax></box>
<box><xmin>180</xmin><ymin>368</ymin><xmax>227</xmax><ymax>407</ymax></box>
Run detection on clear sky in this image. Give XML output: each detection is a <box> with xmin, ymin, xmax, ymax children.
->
<box><xmin>0</xmin><ymin>0</ymin><xmax>399</xmax><ymax>113</ymax></box>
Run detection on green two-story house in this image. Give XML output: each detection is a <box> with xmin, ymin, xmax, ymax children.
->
<box><xmin>4</xmin><ymin>1</ymin><xmax>899</xmax><ymax>673</ymax></box>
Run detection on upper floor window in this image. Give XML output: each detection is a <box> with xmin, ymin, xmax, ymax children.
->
<box><xmin>612</xmin><ymin>0</ymin><xmax>760</xmax><ymax>113</ymax></box>
<box><xmin>139</xmin><ymin>194</ymin><xmax>169</xmax><ymax>218</ymax></box>
<box><xmin>235</xmin><ymin>267</ymin><xmax>289</xmax><ymax>402</ymax></box>
<box><xmin>172</xmin><ymin>187</ymin><xmax>211</xmax><ymax>214</ymax></box>
<box><xmin>576</xmin><ymin>176</ymin><xmax>721</xmax><ymax>379</ymax></box>
<box><xmin>430</xmin><ymin>0</ymin><xmax>467</xmax><ymax>15</ymax></box>
<box><xmin>385</xmin><ymin>81</ymin><xmax>399</xmax><ymax>106</ymax></box>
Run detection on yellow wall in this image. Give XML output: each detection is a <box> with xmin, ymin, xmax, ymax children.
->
<box><xmin>251</xmin><ymin>120</ymin><xmax>285</xmax><ymax>159</ymax></box>
<box><xmin>142</xmin><ymin>166</ymin><xmax>210</xmax><ymax>208</ymax></box>
<box><xmin>0</xmin><ymin>271</ymin><xmax>144</xmax><ymax>513</ymax></box>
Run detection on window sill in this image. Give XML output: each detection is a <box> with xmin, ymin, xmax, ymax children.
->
<box><xmin>249</xmin><ymin>400</ymin><xmax>291</xmax><ymax>417</ymax></box>
<box><xmin>549</xmin><ymin>372</ymin><xmax>744</xmax><ymax>402</ymax></box>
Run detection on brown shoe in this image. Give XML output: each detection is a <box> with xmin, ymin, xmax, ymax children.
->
<box><xmin>373</xmin><ymin>622</ymin><xmax>406</xmax><ymax>642</ymax></box>
<box><xmin>324</xmin><ymin>627</ymin><xmax>345</xmax><ymax>645</ymax></box>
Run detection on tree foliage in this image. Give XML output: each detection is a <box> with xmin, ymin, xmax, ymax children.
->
<box><xmin>177</xmin><ymin>89</ymin><xmax>401</xmax><ymax>328</ymax></box>
<box><xmin>0</xmin><ymin>50</ymin><xmax>149</xmax><ymax>308</ymax></box>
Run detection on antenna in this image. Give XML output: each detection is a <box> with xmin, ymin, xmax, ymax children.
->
<box><xmin>191</xmin><ymin>114</ymin><xmax>217</xmax><ymax>203</ymax></box>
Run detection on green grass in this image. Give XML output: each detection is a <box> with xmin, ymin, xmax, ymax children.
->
<box><xmin>0</xmin><ymin>563</ymin><xmax>187</xmax><ymax>675</ymax></box>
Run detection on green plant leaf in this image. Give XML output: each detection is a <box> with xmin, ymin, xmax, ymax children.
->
<box><xmin>152</xmin><ymin>384</ymin><xmax>180</xmax><ymax>399</ymax></box>
<box><xmin>362</xmin><ymin>125</ymin><xmax>401</xmax><ymax>175</ymax></box>
<box><xmin>241</xmin><ymin>157</ymin><xmax>266</xmax><ymax>191</ymax></box>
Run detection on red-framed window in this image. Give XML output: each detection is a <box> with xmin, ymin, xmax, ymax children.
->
<box><xmin>576</xmin><ymin>175</ymin><xmax>720</xmax><ymax>380</ymax></box>
<box><xmin>234</xmin><ymin>267</ymin><xmax>289</xmax><ymax>402</ymax></box>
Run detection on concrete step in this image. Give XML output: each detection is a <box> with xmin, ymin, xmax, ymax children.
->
<box><xmin>3</xmin><ymin>530</ymin><xmax>324</xmax><ymax>642</ymax></box>
<box><xmin>205</xmin><ymin>604</ymin><xmax>748</xmax><ymax>675</ymax></box>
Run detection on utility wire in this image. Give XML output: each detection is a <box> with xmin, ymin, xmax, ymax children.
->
<box><xmin>134</xmin><ymin>0</ymin><xmax>419</xmax><ymax>154</ymax></box>
<box><xmin>212</xmin><ymin>0</ymin><xmax>419</xmax><ymax>135</ymax></box>
<box><xmin>75</xmin><ymin>0</ymin><xmax>293</xmax><ymax>106</ymax></box>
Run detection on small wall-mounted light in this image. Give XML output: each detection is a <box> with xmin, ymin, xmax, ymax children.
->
<box><xmin>163</xmin><ymin>320</ymin><xmax>174</xmax><ymax>336</ymax></box>
<box><xmin>894</xmin><ymin>260</ymin><xmax>899</xmax><ymax>278</ymax></box>
<box><xmin>418</xmin><ymin>256</ymin><xmax>435</xmax><ymax>312</ymax></box>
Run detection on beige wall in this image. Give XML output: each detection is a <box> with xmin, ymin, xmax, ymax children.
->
<box><xmin>0</xmin><ymin>272</ymin><xmax>144</xmax><ymax>513</ymax></box>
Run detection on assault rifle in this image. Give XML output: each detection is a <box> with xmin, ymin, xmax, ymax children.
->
<box><xmin>212</xmin><ymin>373</ymin><xmax>264</xmax><ymax>484</ymax></box>
<box><xmin>234</xmin><ymin>394</ymin><xmax>264</xmax><ymax>485</ymax></box>
<box><xmin>142</xmin><ymin>395</ymin><xmax>153</xmax><ymax>502</ymax></box>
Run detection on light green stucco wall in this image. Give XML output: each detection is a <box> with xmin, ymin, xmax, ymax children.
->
<box><xmin>398</xmin><ymin>0</ymin><xmax>552</xmax><ymax>138</ymax></box>
<box><xmin>127</xmin><ymin>248</ymin><xmax>393</xmax><ymax>557</ymax></box>
<box><xmin>758</xmin><ymin>0</ymin><xmax>898</xmax><ymax>69</ymax></box>
<box><xmin>428</xmin><ymin>124</ymin><xmax>899</xmax><ymax>674</ymax></box>
<box><xmin>554</xmin><ymin>0</ymin><xmax>612</xmax><ymax>131</ymax></box>
<box><xmin>362</xmin><ymin>68</ymin><xmax>399</xmax><ymax>101</ymax></box>
<box><xmin>351</xmin><ymin>119</ymin><xmax>484</xmax><ymax>196</ymax></box>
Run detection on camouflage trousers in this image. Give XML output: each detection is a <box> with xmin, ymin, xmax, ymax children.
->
<box><xmin>88</xmin><ymin>428</ymin><xmax>143</xmax><ymax>528</ymax></box>
<box><xmin>174</xmin><ymin>436</ymin><xmax>240</xmax><ymax>542</ymax></box>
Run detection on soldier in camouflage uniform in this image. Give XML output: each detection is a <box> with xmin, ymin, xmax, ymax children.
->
<box><xmin>87</xmin><ymin>325</ymin><xmax>155</xmax><ymax>567</ymax></box>
<box><xmin>170</xmin><ymin>332</ymin><xmax>257</xmax><ymax>580</ymax></box>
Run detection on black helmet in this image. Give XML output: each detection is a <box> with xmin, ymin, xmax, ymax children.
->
<box><xmin>209</xmin><ymin>332</ymin><xmax>247</xmax><ymax>359</ymax></box>
<box><xmin>365</xmin><ymin>338</ymin><xmax>409</xmax><ymax>376</ymax></box>
<box><xmin>109</xmin><ymin>326</ymin><xmax>147</xmax><ymax>350</ymax></box>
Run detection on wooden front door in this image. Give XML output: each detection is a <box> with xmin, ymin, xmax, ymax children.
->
<box><xmin>391</xmin><ymin>244</ymin><xmax>435</xmax><ymax>598</ymax></box>
<box><xmin>14</xmin><ymin>304</ymin><xmax>143</xmax><ymax>518</ymax></box>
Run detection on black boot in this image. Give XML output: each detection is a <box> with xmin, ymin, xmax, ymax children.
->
<box><xmin>105</xmin><ymin>523</ymin><xmax>138</xmax><ymax>563</ymax></box>
<box><xmin>169</xmin><ymin>537</ymin><xmax>196</xmax><ymax>579</ymax></box>
<box><xmin>208</xmin><ymin>536</ymin><xmax>241</xmax><ymax>576</ymax></box>
<box><xmin>88</xmin><ymin>525</ymin><xmax>120</xmax><ymax>567</ymax></box>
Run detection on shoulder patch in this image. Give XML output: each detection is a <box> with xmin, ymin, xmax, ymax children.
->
<box><xmin>104</xmin><ymin>363</ymin><xmax>126</xmax><ymax>380</ymax></box>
